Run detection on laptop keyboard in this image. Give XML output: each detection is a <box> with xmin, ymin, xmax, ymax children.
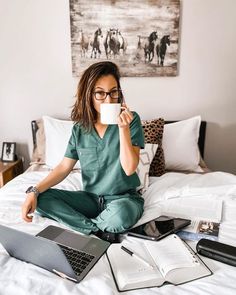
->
<box><xmin>59</xmin><ymin>244</ymin><xmax>95</xmax><ymax>276</ymax></box>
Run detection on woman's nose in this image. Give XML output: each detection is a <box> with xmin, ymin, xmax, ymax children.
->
<box><xmin>104</xmin><ymin>95</ymin><xmax>112</xmax><ymax>103</ymax></box>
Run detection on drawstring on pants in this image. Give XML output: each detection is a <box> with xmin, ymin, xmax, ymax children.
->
<box><xmin>98</xmin><ymin>195</ymin><xmax>105</xmax><ymax>212</ymax></box>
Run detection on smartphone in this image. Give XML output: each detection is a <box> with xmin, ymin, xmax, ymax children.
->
<box><xmin>127</xmin><ymin>215</ymin><xmax>191</xmax><ymax>241</ymax></box>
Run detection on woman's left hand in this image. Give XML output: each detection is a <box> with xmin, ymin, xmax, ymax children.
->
<box><xmin>118</xmin><ymin>104</ymin><xmax>133</xmax><ymax>128</ymax></box>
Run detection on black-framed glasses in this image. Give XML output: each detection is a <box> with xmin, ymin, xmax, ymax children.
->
<box><xmin>93</xmin><ymin>89</ymin><xmax>122</xmax><ymax>101</ymax></box>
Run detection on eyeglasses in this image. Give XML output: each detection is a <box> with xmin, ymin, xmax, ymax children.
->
<box><xmin>93</xmin><ymin>89</ymin><xmax>122</xmax><ymax>101</ymax></box>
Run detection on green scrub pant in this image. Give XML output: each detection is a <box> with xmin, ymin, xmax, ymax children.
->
<box><xmin>36</xmin><ymin>189</ymin><xmax>144</xmax><ymax>235</ymax></box>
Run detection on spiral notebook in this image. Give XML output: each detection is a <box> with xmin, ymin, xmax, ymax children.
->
<box><xmin>107</xmin><ymin>234</ymin><xmax>212</xmax><ymax>292</ymax></box>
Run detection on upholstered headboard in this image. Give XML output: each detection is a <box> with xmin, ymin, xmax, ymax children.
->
<box><xmin>31</xmin><ymin>119</ymin><xmax>207</xmax><ymax>159</ymax></box>
<box><xmin>31</xmin><ymin>120</ymin><xmax>39</xmax><ymax>148</ymax></box>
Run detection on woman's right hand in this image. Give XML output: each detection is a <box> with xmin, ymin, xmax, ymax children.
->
<box><xmin>21</xmin><ymin>158</ymin><xmax>76</xmax><ymax>223</ymax></box>
<box><xmin>21</xmin><ymin>193</ymin><xmax>37</xmax><ymax>222</ymax></box>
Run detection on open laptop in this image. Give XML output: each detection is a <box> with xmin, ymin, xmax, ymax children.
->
<box><xmin>0</xmin><ymin>225</ymin><xmax>110</xmax><ymax>283</ymax></box>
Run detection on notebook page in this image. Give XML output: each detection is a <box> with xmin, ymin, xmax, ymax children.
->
<box><xmin>107</xmin><ymin>240</ymin><xmax>164</xmax><ymax>289</ymax></box>
<box><xmin>119</xmin><ymin>240</ymin><xmax>161</xmax><ymax>281</ymax></box>
<box><xmin>145</xmin><ymin>234</ymin><xmax>197</xmax><ymax>277</ymax></box>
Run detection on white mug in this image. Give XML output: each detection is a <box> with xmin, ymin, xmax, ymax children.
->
<box><xmin>100</xmin><ymin>103</ymin><xmax>121</xmax><ymax>125</ymax></box>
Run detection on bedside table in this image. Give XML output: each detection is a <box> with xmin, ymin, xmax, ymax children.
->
<box><xmin>0</xmin><ymin>158</ymin><xmax>24</xmax><ymax>188</ymax></box>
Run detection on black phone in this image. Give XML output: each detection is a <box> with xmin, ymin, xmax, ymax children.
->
<box><xmin>127</xmin><ymin>215</ymin><xmax>191</xmax><ymax>241</ymax></box>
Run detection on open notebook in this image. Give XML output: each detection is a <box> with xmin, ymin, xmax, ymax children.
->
<box><xmin>107</xmin><ymin>234</ymin><xmax>212</xmax><ymax>292</ymax></box>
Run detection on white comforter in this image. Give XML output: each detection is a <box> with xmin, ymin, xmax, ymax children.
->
<box><xmin>0</xmin><ymin>169</ymin><xmax>236</xmax><ymax>295</ymax></box>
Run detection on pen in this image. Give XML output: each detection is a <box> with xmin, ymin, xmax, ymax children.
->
<box><xmin>121</xmin><ymin>245</ymin><xmax>153</xmax><ymax>268</ymax></box>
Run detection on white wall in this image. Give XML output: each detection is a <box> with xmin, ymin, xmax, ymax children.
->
<box><xmin>0</xmin><ymin>0</ymin><xmax>236</xmax><ymax>174</ymax></box>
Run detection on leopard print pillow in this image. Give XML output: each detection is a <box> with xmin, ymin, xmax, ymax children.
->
<box><xmin>142</xmin><ymin>118</ymin><xmax>165</xmax><ymax>177</ymax></box>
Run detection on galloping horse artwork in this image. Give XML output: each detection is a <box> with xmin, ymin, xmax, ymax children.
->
<box><xmin>104</xmin><ymin>29</ymin><xmax>127</xmax><ymax>59</ymax></box>
<box><xmin>90</xmin><ymin>28</ymin><xmax>103</xmax><ymax>59</ymax></box>
<box><xmin>117</xmin><ymin>30</ymin><xmax>127</xmax><ymax>56</ymax></box>
<box><xmin>77</xmin><ymin>29</ymin><xmax>90</xmax><ymax>58</ymax></box>
<box><xmin>143</xmin><ymin>31</ymin><xmax>158</xmax><ymax>62</ymax></box>
<box><xmin>70</xmin><ymin>0</ymin><xmax>180</xmax><ymax>77</ymax></box>
<box><xmin>104</xmin><ymin>29</ymin><xmax>119</xmax><ymax>59</ymax></box>
<box><xmin>156</xmin><ymin>35</ymin><xmax>170</xmax><ymax>66</ymax></box>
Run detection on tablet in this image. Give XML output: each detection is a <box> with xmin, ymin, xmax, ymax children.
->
<box><xmin>127</xmin><ymin>215</ymin><xmax>191</xmax><ymax>241</ymax></box>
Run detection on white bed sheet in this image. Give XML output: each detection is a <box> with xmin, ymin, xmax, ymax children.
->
<box><xmin>0</xmin><ymin>167</ymin><xmax>236</xmax><ymax>295</ymax></box>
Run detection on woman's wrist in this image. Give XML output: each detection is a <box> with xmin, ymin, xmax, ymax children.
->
<box><xmin>118</xmin><ymin>124</ymin><xmax>129</xmax><ymax>131</ymax></box>
<box><xmin>25</xmin><ymin>186</ymin><xmax>40</xmax><ymax>198</ymax></box>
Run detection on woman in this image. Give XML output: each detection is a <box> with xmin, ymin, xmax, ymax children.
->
<box><xmin>22</xmin><ymin>61</ymin><xmax>145</xmax><ymax>242</ymax></box>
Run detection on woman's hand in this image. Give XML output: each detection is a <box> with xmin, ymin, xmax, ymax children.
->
<box><xmin>118</xmin><ymin>104</ymin><xmax>140</xmax><ymax>175</ymax></box>
<box><xmin>118</xmin><ymin>103</ymin><xmax>133</xmax><ymax>128</ymax></box>
<box><xmin>22</xmin><ymin>193</ymin><xmax>37</xmax><ymax>222</ymax></box>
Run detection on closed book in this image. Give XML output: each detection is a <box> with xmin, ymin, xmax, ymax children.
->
<box><xmin>107</xmin><ymin>234</ymin><xmax>212</xmax><ymax>292</ymax></box>
<box><xmin>177</xmin><ymin>220</ymin><xmax>220</xmax><ymax>242</ymax></box>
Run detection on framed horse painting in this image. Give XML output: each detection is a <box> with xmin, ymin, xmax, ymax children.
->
<box><xmin>69</xmin><ymin>0</ymin><xmax>180</xmax><ymax>77</ymax></box>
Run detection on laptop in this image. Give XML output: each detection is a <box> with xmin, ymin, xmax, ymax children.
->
<box><xmin>0</xmin><ymin>224</ymin><xmax>110</xmax><ymax>283</ymax></box>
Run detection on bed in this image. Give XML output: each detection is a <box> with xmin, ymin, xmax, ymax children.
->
<box><xmin>0</xmin><ymin>116</ymin><xmax>236</xmax><ymax>295</ymax></box>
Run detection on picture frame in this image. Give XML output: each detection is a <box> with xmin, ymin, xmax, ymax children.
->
<box><xmin>69</xmin><ymin>0</ymin><xmax>180</xmax><ymax>77</ymax></box>
<box><xmin>1</xmin><ymin>142</ymin><xmax>16</xmax><ymax>162</ymax></box>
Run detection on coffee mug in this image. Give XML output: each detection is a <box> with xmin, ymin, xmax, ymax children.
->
<box><xmin>100</xmin><ymin>103</ymin><xmax>121</xmax><ymax>124</ymax></box>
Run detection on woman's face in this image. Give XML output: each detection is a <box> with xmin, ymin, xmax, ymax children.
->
<box><xmin>93</xmin><ymin>74</ymin><xmax>119</xmax><ymax>115</ymax></box>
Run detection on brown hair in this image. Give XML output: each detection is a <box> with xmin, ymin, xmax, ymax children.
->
<box><xmin>71</xmin><ymin>61</ymin><xmax>124</xmax><ymax>131</ymax></box>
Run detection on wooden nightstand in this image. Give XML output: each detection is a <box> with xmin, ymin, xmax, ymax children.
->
<box><xmin>0</xmin><ymin>158</ymin><xmax>24</xmax><ymax>187</ymax></box>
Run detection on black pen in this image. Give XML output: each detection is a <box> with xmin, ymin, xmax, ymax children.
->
<box><xmin>121</xmin><ymin>245</ymin><xmax>153</xmax><ymax>268</ymax></box>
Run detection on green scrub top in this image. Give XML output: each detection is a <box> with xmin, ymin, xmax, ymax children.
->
<box><xmin>65</xmin><ymin>111</ymin><xmax>145</xmax><ymax>196</ymax></box>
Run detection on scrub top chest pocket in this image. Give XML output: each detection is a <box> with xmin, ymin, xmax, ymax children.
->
<box><xmin>78</xmin><ymin>147</ymin><xmax>99</xmax><ymax>170</ymax></box>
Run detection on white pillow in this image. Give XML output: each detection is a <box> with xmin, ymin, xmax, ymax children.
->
<box><xmin>43</xmin><ymin>116</ymin><xmax>81</xmax><ymax>168</ymax></box>
<box><xmin>136</xmin><ymin>143</ymin><xmax>158</xmax><ymax>193</ymax></box>
<box><xmin>162</xmin><ymin>116</ymin><xmax>203</xmax><ymax>172</ymax></box>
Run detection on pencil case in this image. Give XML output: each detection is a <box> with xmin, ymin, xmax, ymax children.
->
<box><xmin>196</xmin><ymin>239</ymin><xmax>236</xmax><ymax>266</ymax></box>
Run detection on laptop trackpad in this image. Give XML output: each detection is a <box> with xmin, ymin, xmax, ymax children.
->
<box><xmin>54</xmin><ymin>231</ymin><xmax>88</xmax><ymax>249</ymax></box>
